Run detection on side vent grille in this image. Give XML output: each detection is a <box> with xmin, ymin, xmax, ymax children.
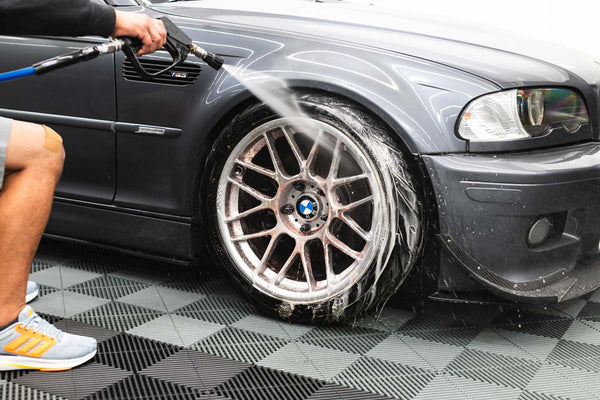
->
<box><xmin>123</xmin><ymin>59</ymin><xmax>201</xmax><ymax>85</ymax></box>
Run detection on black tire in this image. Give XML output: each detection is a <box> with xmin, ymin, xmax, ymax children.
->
<box><xmin>205</xmin><ymin>92</ymin><xmax>423</xmax><ymax>322</ymax></box>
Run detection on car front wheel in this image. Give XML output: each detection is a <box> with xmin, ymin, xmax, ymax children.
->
<box><xmin>206</xmin><ymin>93</ymin><xmax>423</xmax><ymax>322</ymax></box>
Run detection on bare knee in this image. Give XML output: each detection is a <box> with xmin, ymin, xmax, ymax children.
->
<box><xmin>6</xmin><ymin>121</ymin><xmax>65</xmax><ymax>177</ymax></box>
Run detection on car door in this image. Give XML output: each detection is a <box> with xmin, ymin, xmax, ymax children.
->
<box><xmin>0</xmin><ymin>35</ymin><xmax>116</xmax><ymax>203</ymax></box>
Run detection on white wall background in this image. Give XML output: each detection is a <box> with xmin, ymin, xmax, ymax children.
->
<box><xmin>361</xmin><ymin>0</ymin><xmax>600</xmax><ymax>61</ymax></box>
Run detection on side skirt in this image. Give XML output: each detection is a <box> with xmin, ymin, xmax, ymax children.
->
<box><xmin>46</xmin><ymin>200</ymin><xmax>195</xmax><ymax>263</ymax></box>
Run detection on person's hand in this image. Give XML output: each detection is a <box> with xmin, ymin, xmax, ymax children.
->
<box><xmin>112</xmin><ymin>11</ymin><xmax>167</xmax><ymax>56</ymax></box>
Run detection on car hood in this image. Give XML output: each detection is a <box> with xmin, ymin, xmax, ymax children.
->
<box><xmin>152</xmin><ymin>0</ymin><xmax>600</xmax><ymax>88</ymax></box>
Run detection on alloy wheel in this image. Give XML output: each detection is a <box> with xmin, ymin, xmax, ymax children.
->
<box><xmin>216</xmin><ymin>117</ymin><xmax>384</xmax><ymax>303</ymax></box>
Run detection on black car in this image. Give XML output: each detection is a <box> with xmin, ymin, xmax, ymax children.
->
<box><xmin>1</xmin><ymin>0</ymin><xmax>599</xmax><ymax>322</ymax></box>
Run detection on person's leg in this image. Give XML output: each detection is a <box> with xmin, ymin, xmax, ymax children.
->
<box><xmin>0</xmin><ymin>120</ymin><xmax>64</xmax><ymax>326</ymax></box>
<box><xmin>0</xmin><ymin>120</ymin><xmax>96</xmax><ymax>372</ymax></box>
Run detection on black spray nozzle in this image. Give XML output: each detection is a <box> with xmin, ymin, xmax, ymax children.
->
<box><xmin>190</xmin><ymin>45</ymin><xmax>224</xmax><ymax>70</ymax></box>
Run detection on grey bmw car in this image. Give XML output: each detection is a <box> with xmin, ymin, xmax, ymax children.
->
<box><xmin>1</xmin><ymin>0</ymin><xmax>599</xmax><ymax>321</ymax></box>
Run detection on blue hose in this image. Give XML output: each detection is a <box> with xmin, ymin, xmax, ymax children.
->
<box><xmin>0</xmin><ymin>67</ymin><xmax>35</xmax><ymax>82</ymax></box>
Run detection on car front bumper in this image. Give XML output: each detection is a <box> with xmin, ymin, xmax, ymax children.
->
<box><xmin>423</xmin><ymin>141</ymin><xmax>600</xmax><ymax>303</ymax></box>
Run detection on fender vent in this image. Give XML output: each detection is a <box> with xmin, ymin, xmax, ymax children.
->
<box><xmin>123</xmin><ymin>59</ymin><xmax>202</xmax><ymax>85</ymax></box>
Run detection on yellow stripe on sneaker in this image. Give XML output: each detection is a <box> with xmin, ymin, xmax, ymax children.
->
<box><xmin>0</xmin><ymin>361</ymin><xmax>72</xmax><ymax>371</ymax></box>
<box><xmin>31</xmin><ymin>340</ymin><xmax>56</xmax><ymax>357</ymax></box>
<box><xmin>0</xmin><ymin>362</ymin><xmax>37</xmax><ymax>369</ymax></box>
<box><xmin>18</xmin><ymin>337</ymin><xmax>43</xmax><ymax>353</ymax></box>
<box><xmin>4</xmin><ymin>333</ymin><xmax>30</xmax><ymax>349</ymax></box>
<box><xmin>3</xmin><ymin>324</ymin><xmax>57</xmax><ymax>358</ymax></box>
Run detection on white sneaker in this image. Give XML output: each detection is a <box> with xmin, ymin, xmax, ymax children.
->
<box><xmin>25</xmin><ymin>281</ymin><xmax>39</xmax><ymax>303</ymax></box>
<box><xmin>0</xmin><ymin>305</ymin><xmax>97</xmax><ymax>371</ymax></box>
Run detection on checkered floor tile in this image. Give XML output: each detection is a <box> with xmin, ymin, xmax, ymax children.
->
<box><xmin>2</xmin><ymin>239</ymin><xmax>600</xmax><ymax>399</ymax></box>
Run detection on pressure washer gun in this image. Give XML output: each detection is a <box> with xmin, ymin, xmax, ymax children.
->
<box><xmin>0</xmin><ymin>17</ymin><xmax>224</xmax><ymax>82</ymax></box>
<box><xmin>121</xmin><ymin>17</ymin><xmax>224</xmax><ymax>78</ymax></box>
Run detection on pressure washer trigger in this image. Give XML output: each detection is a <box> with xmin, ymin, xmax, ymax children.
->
<box><xmin>120</xmin><ymin>36</ymin><xmax>159</xmax><ymax>80</ymax></box>
<box><xmin>119</xmin><ymin>16</ymin><xmax>191</xmax><ymax>80</ymax></box>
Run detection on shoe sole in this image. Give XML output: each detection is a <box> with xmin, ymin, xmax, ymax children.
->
<box><xmin>0</xmin><ymin>349</ymin><xmax>97</xmax><ymax>371</ymax></box>
<box><xmin>25</xmin><ymin>288</ymin><xmax>39</xmax><ymax>303</ymax></box>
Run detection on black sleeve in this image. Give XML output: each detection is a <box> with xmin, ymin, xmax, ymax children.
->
<box><xmin>0</xmin><ymin>0</ymin><xmax>116</xmax><ymax>37</ymax></box>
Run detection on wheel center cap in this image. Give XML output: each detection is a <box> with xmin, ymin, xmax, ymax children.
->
<box><xmin>297</xmin><ymin>196</ymin><xmax>318</xmax><ymax>219</ymax></box>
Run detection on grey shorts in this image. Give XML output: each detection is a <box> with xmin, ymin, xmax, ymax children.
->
<box><xmin>0</xmin><ymin>116</ymin><xmax>12</xmax><ymax>190</ymax></box>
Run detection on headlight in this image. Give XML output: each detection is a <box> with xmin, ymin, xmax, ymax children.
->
<box><xmin>458</xmin><ymin>88</ymin><xmax>590</xmax><ymax>142</ymax></box>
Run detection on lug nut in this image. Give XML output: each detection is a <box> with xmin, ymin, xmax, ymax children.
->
<box><xmin>321</xmin><ymin>214</ymin><xmax>328</xmax><ymax>221</ymax></box>
<box><xmin>300</xmin><ymin>224</ymin><xmax>311</xmax><ymax>233</ymax></box>
<box><xmin>281</xmin><ymin>204</ymin><xmax>294</xmax><ymax>215</ymax></box>
<box><xmin>233</xmin><ymin>166</ymin><xmax>245</xmax><ymax>176</ymax></box>
<box><xmin>293</xmin><ymin>182</ymin><xmax>305</xmax><ymax>192</ymax></box>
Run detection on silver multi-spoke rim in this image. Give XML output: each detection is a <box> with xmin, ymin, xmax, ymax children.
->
<box><xmin>217</xmin><ymin>117</ymin><xmax>384</xmax><ymax>303</ymax></box>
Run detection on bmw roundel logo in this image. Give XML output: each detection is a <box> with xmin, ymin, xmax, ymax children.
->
<box><xmin>297</xmin><ymin>196</ymin><xmax>318</xmax><ymax>219</ymax></box>
<box><xmin>299</xmin><ymin>200</ymin><xmax>314</xmax><ymax>215</ymax></box>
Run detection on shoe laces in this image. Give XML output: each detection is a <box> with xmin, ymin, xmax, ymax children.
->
<box><xmin>21</xmin><ymin>314</ymin><xmax>63</xmax><ymax>340</ymax></box>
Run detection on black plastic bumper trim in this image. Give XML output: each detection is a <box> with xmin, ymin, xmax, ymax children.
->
<box><xmin>437</xmin><ymin>234</ymin><xmax>577</xmax><ymax>302</ymax></box>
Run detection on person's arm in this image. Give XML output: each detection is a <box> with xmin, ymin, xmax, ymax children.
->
<box><xmin>0</xmin><ymin>0</ymin><xmax>116</xmax><ymax>37</ymax></box>
<box><xmin>0</xmin><ymin>0</ymin><xmax>166</xmax><ymax>55</ymax></box>
<box><xmin>112</xmin><ymin>10</ymin><xmax>167</xmax><ymax>56</ymax></box>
